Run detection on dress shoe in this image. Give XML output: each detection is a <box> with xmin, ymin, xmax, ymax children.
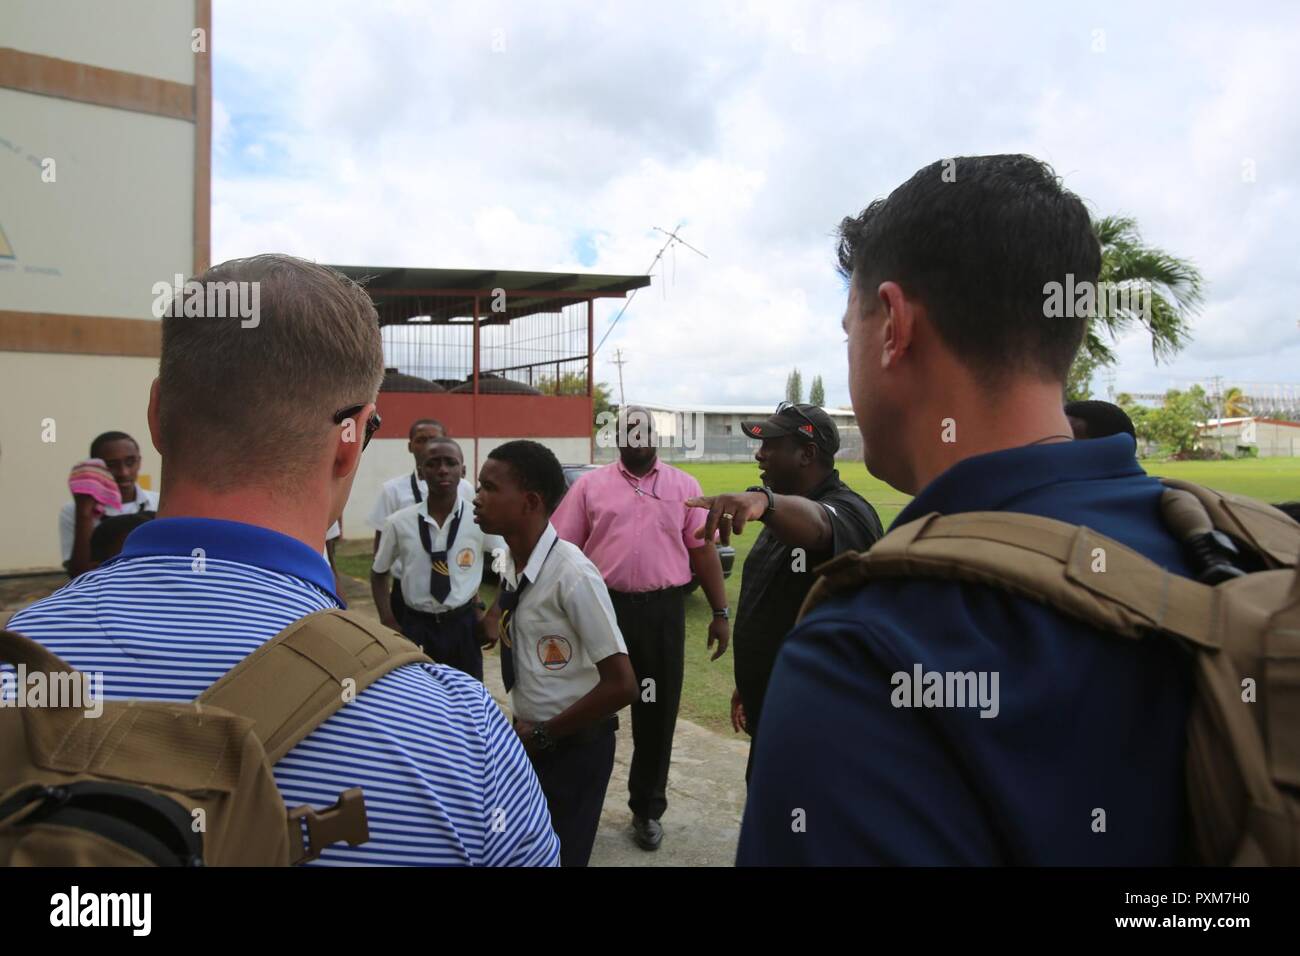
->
<box><xmin>632</xmin><ymin>815</ymin><xmax>663</xmax><ymax>851</ymax></box>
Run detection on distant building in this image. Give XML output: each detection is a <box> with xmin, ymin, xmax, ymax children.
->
<box><xmin>1197</xmin><ymin>418</ymin><xmax>1300</xmax><ymax>457</ymax></box>
<box><xmin>601</xmin><ymin>401</ymin><xmax>860</xmax><ymax>462</ymax></box>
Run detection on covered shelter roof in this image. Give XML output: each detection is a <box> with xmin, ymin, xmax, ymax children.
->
<box><xmin>327</xmin><ymin>264</ymin><xmax>651</xmax><ymax>326</ymax></box>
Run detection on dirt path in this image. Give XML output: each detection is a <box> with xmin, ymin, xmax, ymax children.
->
<box><xmin>2</xmin><ymin>570</ymin><xmax>749</xmax><ymax>867</ymax></box>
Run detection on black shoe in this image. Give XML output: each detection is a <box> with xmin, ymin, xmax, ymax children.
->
<box><xmin>632</xmin><ymin>815</ymin><xmax>663</xmax><ymax>851</ymax></box>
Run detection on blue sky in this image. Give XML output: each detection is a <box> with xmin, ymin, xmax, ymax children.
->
<box><xmin>211</xmin><ymin>0</ymin><xmax>1300</xmax><ymax>408</ymax></box>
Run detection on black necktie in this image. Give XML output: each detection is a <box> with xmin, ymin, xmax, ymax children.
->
<box><xmin>410</xmin><ymin>472</ymin><xmax>423</xmax><ymax>504</ymax></box>
<box><xmin>498</xmin><ymin>539</ymin><xmax>557</xmax><ymax>648</ymax></box>
<box><xmin>417</xmin><ymin>504</ymin><xmax>461</xmax><ymax>604</ymax></box>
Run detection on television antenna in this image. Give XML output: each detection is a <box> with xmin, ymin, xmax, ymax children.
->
<box><xmin>593</xmin><ymin>223</ymin><xmax>707</xmax><ymax>356</ymax></box>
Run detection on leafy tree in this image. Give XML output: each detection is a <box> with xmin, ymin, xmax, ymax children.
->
<box><xmin>1222</xmin><ymin>386</ymin><xmax>1251</xmax><ymax>418</ymax></box>
<box><xmin>1067</xmin><ymin>215</ymin><xmax>1205</xmax><ymax>383</ymax></box>
<box><xmin>809</xmin><ymin>375</ymin><xmax>825</xmax><ymax>407</ymax></box>
<box><xmin>1140</xmin><ymin>386</ymin><xmax>1214</xmax><ymax>456</ymax></box>
<box><xmin>1064</xmin><ymin>349</ymin><xmax>1101</xmax><ymax>403</ymax></box>
<box><xmin>539</xmin><ymin>371</ymin><xmax>615</xmax><ymax>435</ymax></box>
<box><xmin>785</xmin><ymin>368</ymin><xmax>803</xmax><ymax>404</ymax></box>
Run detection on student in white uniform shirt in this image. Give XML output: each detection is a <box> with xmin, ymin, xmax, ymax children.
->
<box><xmin>58</xmin><ymin>431</ymin><xmax>159</xmax><ymax>577</ymax></box>
<box><xmin>367</xmin><ymin>418</ymin><xmax>474</xmax><ymax>626</ymax></box>
<box><xmin>372</xmin><ymin>438</ymin><xmax>502</xmax><ymax>680</ymax></box>
<box><xmin>473</xmin><ymin>440</ymin><xmax>638</xmax><ymax>867</ymax></box>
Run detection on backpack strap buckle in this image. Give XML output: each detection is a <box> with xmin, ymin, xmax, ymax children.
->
<box><xmin>286</xmin><ymin>788</ymin><xmax>369</xmax><ymax>864</ymax></box>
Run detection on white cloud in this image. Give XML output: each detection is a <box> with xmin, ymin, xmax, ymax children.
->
<box><xmin>211</xmin><ymin>0</ymin><xmax>1300</xmax><ymax>407</ymax></box>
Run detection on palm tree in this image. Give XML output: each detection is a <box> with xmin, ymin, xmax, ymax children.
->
<box><xmin>1222</xmin><ymin>386</ymin><xmax>1251</xmax><ymax>418</ymax></box>
<box><xmin>1073</xmin><ymin>215</ymin><xmax>1205</xmax><ymax>373</ymax></box>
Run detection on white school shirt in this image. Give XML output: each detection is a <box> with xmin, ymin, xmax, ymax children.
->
<box><xmin>368</xmin><ymin>472</ymin><xmax>475</xmax><ymax>577</ymax></box>
<box><xmin>497</xmin><ymin>523</ymin><xmax>628</xmax><ymax>724</ymax></box>
<box><xmin>58</xmin><ymin>485</ymin><xmax>160</xmax><ymax>562</ymax></box>
<box><xmin>373</xmin><ymin>498</ymin><xmax>505</xmax><ymax>614</ymax></box>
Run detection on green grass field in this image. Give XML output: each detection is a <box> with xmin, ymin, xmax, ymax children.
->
<box><xmin>340</xmin><ymin>457</ymin><xmax>1300</xmax><ymax>735</ymax></box>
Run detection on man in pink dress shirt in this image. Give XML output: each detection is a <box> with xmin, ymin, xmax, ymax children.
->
<box><xmin>551</xmin><ymin>406</ymin><xmax>730</xmax><ymax>852</ymax></box>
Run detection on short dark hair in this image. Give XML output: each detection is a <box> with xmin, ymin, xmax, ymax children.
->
<box><xmin>487</xmin><ymin>440</ymin><xmax>566</xmax><ymax>514</ymax></box>
<box><xmin>837</xmin><ymin>154</ymin><xmax>1100</xmax><ymax>386</ymax></box>
<box><xmin>90</xmin><ymin>511</ymin><xmax>154</xmax><ymax>563</ymax></box>
<box><xmin>424</xmin><ymin>436</ymin><xmax>462</xmax><ymax>459</ymax></box>
<box><xmin>410</xmin><ymin>418</ymin><xmax>446</xmax><ymax>440</ymax></box>
<box><xmin>90</xmin><ymin>431</ymin><xmax>137</xmax><ymax>459</ymax></box>
<box><xmin>1064</xmin><ymin>400</ymin><xmax>1136</xmax><ymax>439</ymax></box>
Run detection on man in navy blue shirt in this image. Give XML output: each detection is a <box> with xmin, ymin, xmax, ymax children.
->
<box><xmin>737</xmin><ymin>155</ymin><xmax>1196</xmax><ymax>865</ymax></box>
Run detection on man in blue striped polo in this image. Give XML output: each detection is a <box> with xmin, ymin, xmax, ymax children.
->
<box><xmin>8</xmin><ymin>254</ymin><xmax>559</xmax><ymax>867</ymax></box>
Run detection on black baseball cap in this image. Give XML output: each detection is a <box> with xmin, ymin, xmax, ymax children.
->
<box><xmin>741</xmin><ymin>402</ymin><xmax>840</xmax><ymax>455</ymax></box>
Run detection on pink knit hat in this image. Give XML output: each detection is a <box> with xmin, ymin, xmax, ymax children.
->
<box><xmin>68</xmin><ymin>458</ymin><xmax>123</xmax><ymax>516</ymax></box>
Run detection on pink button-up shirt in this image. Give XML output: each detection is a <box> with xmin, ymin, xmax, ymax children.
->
<box><xmin>551</xmin><ymin>459</ymin><xmax>708</xmax><ymax>593</ymax></box>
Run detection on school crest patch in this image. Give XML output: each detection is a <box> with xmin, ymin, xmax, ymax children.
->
<box><xmin>537</xmin><ymin>635</ymin><xmax>572</xmax><ymax>671</ymax></box>
<box><xmin>456</xmin><ymin>547</ymin><xmax>475</xmax><ymax>568</ymax></box>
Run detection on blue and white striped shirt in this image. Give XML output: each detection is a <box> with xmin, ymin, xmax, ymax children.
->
<box><xmin>7</xmin><ymin>517</ymin><xmax>559</xmax><ymax>867</ymax></box>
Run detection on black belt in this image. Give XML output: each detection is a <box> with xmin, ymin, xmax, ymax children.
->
<box><xmin>608</xmin><ymin>586</ymin><xmax>683</xmax><ymax>605</ymax></box>
<box><xmin>522</xmin><ymin>715</ymin><xmax>619</xmax><ymax>748</ymax></box>
<box><xmin>405</xmin><ymin>602</ymin><xmax>476</xmax><ymax>626</ymax></box>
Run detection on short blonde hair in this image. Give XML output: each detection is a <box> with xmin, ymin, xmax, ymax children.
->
<box><xmin>158</xmin><ymin>254</ymin><xmax>384</xmax><ymax>490</ymax></box>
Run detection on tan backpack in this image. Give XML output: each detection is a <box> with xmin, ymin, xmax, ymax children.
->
<box><xmin>799</xmin><ymin>478</ymin><xmax>1300</xmax><ymax>866</ymax></box>
<box><xmin>0</xmin><ymin>610</ymin><xmax>429</xmax><ymax>866</ymax></box>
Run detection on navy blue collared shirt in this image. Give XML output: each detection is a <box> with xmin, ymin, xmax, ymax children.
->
<box><xmin>736</xmin><ymin>434</ymin><xmax>1195</xmax><ymax>865</ymax></box>
<box><xmin>10</xmin><ymin>517</ymin><xmax>559</xmax><ymax>867</ymax></box>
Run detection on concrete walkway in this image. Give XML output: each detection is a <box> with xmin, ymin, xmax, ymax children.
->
<box><xmin>1</xmin><ymin>569</ymin><xmax>749</xmax><ymax>867</ymax></box>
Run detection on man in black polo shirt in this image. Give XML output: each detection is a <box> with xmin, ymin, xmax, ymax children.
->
<box><xmin>686</xmin><ymin>402</ymin><xmax>883</xmax><ymax>780</ymax></box>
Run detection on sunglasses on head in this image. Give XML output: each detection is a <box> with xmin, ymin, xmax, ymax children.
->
<box><xmin>775</xmin><ymin>401</ymin><xmax>821</xmax><ymax>439</ymax></box>
<box><xmin>334</xmin><ymin>403</ymin><xmax>382</xmax><ymax>450</ymax></box>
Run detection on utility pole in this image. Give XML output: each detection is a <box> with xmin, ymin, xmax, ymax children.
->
<box><xmin>612</xmin><ymin>348</ymin><xmax>628</xmax><ymax>408</ymax></box>
<box><xmin>1206</xmin><ymin>374</ymin><xmax>1216</xmax><ymax>455</ymax></box>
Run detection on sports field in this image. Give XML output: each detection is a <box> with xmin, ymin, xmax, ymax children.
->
<box><xmin>338</xmin><ymin>457</ymin><xmax>1300</xmax><ymax>735</ymax></box>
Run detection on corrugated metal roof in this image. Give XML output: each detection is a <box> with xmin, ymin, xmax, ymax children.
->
<box><xmin>326</xmin><ymin>264</ymin><xmax>650</xmax><ymax>326</ymax></box>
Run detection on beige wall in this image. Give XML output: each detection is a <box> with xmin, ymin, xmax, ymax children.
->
<box><xmin>0</xmin><ymin>0</ymin><xmax>197</xmax><ymax>84</ymax></box>
<box><xmin>0</xmin><ymin>352</ymin><xmax>158</xmax><ymax>571</ymax></box>
<box><xmin>0</xmin><ymin>89</ymin><xmax>195</xmax><ymax>319</ymax></box>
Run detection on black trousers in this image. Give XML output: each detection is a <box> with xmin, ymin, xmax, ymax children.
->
<box><xmin>609</xmin><ymin>586</ymin><xmax>685</xmax><ymax>821</ymax></box>
<box><xmin>402</xmin><ymin>605</ymin><xmax>483</xmax><ymax>681</ymax></box>
<box><xmin>530</xmin><ymin>719</ymin><xmax>617</xmax><ymax>867</ymax></box>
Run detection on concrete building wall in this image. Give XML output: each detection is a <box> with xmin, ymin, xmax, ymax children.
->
<box><xmin>0</xmin><ymin>0</ymin><xmax>206</xmax><ymax>573</ymax></box>
<box><xmin>0</xmin><ymin>352</ymin><xmax>159</xmax><ymax>570</ymax></box>
<box><xmin>0</xmin><ymin>0</ymin><xmax>197</xmax><ymax>84</ymax></box>
<box><xmin>1199</xmin><ymin>419</ymin><xmax>1300</xmax><ymax>457</ymax></box>
<box><xmin>0</xmin><ymin>89</ymin><xmax>195</xmax><ymax>318</ymax></box>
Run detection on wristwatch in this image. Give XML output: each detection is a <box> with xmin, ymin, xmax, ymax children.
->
<box><xmin>531</xmin><ymin>722</ymin><xmax>557</xmax><ymax>752</ymax></box>
<box><xmin>712</xmin><ymin>607</ymin><xmax>730</xmax><ymax>620</ymax></box>
<box><xmin>746</xmin><ymin>485</ymin><xmax>776</xmax><ymax>520</ymax></box>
